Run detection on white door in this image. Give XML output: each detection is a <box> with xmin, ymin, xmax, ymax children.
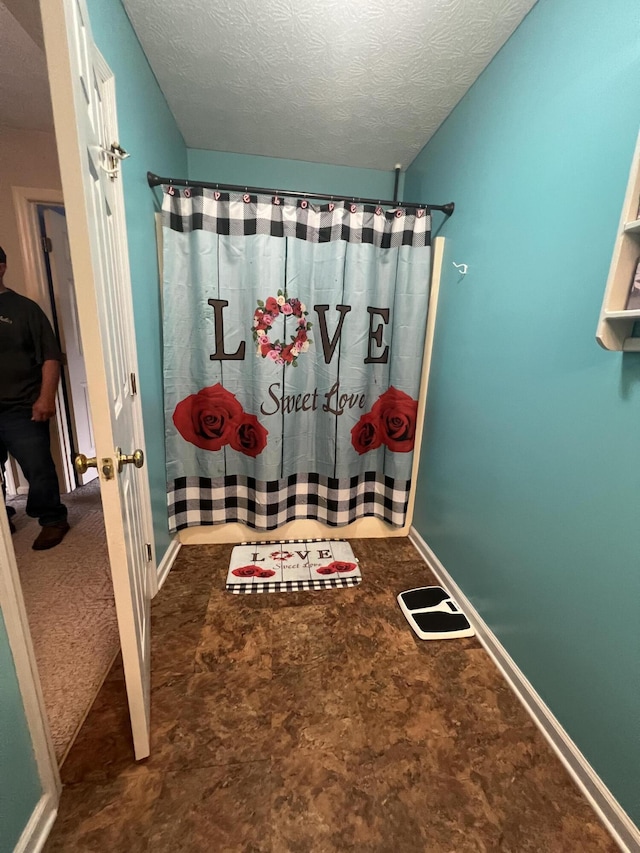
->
<box><xmin>41</xmin><ymin>0</ymin><xmax>155</xmax><ymax>759</ymax></box>
<box><xmin>43</xmin><ymin>208</ymin><xmax>98</xmax><ymax>486</ymax></box>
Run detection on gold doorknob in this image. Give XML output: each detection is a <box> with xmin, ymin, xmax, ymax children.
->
<box><xmin>115</xmin><ymin>447</ymin><xmax>144</xmax><ymax>473</ymax></box>
<box><xmin>75</xmin><ymin>454</ymin><xmax>97</xmax><ymax>475</ymax></box>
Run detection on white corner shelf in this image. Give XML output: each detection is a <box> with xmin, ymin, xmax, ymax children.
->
<box><xmin>597</xmin><ymin>130</ymin><xmax>640</xmax><ymax>351</ymax></box>
<box><xmin>604</xmin><ymin>309</ymin><xmax>640</xmax><ymax>320</ymax></box>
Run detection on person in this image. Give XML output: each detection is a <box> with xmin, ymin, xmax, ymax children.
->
<box><xmin>0</xmin><ymin>245</ymin><xmax>70</xmax><ymax>550</ymax></box>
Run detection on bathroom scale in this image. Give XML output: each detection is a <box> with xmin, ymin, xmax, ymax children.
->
<box><xmin>397</xmin><ymin>586</ymin><xmax>475</xmax><ymax>640</ymax></box>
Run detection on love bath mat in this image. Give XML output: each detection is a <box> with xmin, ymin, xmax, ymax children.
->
<box><xmin>227</xmin><ymin>540</ymin><xmax>362</xmax><ymax>594</ymax></box>
<box><xmin>397</xmin><ymin>586</ymin><xmax>475</xmax><ymax>640</ymax></box>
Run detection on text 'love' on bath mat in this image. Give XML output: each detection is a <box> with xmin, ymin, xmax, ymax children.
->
<box><xmin>227</xmin><ymin>540</ymin><xmax>361</xmax><ymax>594</ymax></box>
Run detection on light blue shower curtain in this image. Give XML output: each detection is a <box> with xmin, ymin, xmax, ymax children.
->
<box><xmin>162</xmin><ymin>187</ymin><xmax>431</xmax><ymax>531</ymax></box>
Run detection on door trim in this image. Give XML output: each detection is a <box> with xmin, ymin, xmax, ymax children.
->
<box><xmin>14</xmin><ymin>791</ymin><xmax>58</xmax><ymax>853</ymax></box>
<box><xmin>12</xmin><ymin>186</ymin><xmax>76</xmax><ymax>494</ymax></box>
<box><xmin>156</xmin><ymin>536</ymin><xmax>181</xmax><ymax>591</ymax></box>
<box><xmin>0</xmin><ymin>512</ymin><xmax>61</xmax><ymax>821</ymax></box>
<box><xmin>12</xmin><ymin>186</ymin><xmax>63</xmax><ymax>309</ymax></box>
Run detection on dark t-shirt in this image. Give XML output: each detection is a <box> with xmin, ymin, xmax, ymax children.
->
<box><xmin>0</xmin><ymin>289</ymin><xmax>62</xmax><ymax>412</ymax></box>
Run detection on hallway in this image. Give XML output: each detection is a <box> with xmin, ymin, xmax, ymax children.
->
<box><xmin>45</xmin><ymin>539</ymin><xmax>616</xmax><ymax>852</ymax></box>
<box><xmin>10</xmin><ymin>480</ymin><xmax>118</xmax><ymax>763</ymax></box>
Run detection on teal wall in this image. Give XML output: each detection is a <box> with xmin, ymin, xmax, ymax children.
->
<box><xmin>87</xmin><ymin>0</ymin><xmax>188</xmax><ymax>561</ymax></box>
<box><xmin>188</xmin><ymin>148</ymin><xmax>398</xmax><ymax>199</ymax></box>
<box><xmin>406</xmin><ymin>0</ymin><xmax>640</xmax><ymax>823</ymax></box>
<box><xmin>0</xmin><ymin>609</ymin><xmax>41</xmax><ymax>853</ymax></box>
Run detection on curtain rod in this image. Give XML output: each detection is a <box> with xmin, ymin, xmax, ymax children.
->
<box><xmin>147</xmin><ymin>172</ymin><xmax>454</xmax><ymax>216</ymax></box>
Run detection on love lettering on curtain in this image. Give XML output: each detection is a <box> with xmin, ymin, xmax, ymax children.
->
<box><xmin>162</xmin><ymin>187</ymin><xmax>431</xmax><ymax>532</ymax></box>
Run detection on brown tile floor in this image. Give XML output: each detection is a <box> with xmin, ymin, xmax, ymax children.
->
<box><xmin>44</xmin><ymin>539</ymin><xmax>617</xmax><ymax>852</ymax></box>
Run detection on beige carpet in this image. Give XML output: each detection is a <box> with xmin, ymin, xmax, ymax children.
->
<box><xmin>9</xmin><ymin>480</ymin><xmax>119</xmax><ymax>763</ymax></box>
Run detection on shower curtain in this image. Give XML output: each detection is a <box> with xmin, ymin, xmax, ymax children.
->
<box><xmin>162</xmin><ymin>187</ymin><xmax>431</xmax><ymax>532</ymax></box>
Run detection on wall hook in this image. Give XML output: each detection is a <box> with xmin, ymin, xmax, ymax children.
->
<box><xmin>452</xmin><ymin>262</ymin><xmax>468</xmax><ymax>275</ymax></box>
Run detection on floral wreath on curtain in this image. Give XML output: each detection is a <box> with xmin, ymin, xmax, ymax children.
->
<box><xmin>252</xmin><ymin>291</ymin><xmax>313</xmax><ymax>367</ymax></box>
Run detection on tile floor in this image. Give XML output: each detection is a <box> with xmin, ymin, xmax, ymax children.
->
<box><xmin>44</xmin><ymin>538</ymin><xmax>618</xmax><ymax>852</ymax></box>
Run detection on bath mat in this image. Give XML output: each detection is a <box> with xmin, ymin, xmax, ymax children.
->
<box><xmin>227</xmin><ymin>540</ymin><xmax>362</xmax><ymax>594</ymax></box>
<box><xmin>397</xmin><ymin>586</ymin><xmax>475</xmax><ymax>640</ymax></box>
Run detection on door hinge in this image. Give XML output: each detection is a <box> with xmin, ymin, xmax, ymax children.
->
<box><xmin>99</xmin><ymin>142</ymin><xmax>130</xmax><ymax>180</ymax></box>
<box><xmin>130</xmin><ymin>372</ymin><xmax>137</xmax><ymax>395</ymax></box>
<box><xmin>146</xmin><ymin>543</ymin><xmax>153</xmax><ymax>562</ymax></box>
<box><xmin>41</xmin><ymin>236</ymin><xmax>52</xmax><ymax>253</ymax></box>
<box><xmin>110</xmin><ymin>142</ymin><xmax>129</xmax><ymax>160</ymax></box>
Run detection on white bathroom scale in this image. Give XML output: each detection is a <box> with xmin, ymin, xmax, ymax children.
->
<box><xmin>397</xmin><ymin>586</ymin><xmax>475</xmax><ymax>640</ymax></box>
<box><xmin>227</xmin><ymin>540</ymin><xmax>362</xmax><ymax>594</ymax></box>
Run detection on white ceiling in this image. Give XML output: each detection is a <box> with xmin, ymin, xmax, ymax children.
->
<box><xmin>122</xmin><ymin>0</ymin><xmax>538</xmax><ymax>170</ymax></box>
<box><xmin>0</xmin><ymin>1</ymin><xmax>52</xmax><ymax>131</ymax></box>
<box><xmin>0</xmin><ymin>0</ymin><xmax>538</xmax><ymax>168</ymax></box>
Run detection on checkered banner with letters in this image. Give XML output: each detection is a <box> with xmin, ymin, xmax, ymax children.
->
<box><xmin>162</xmin><ymin>187</ymin><xmax>431</xmax><ymax>532</ymax></box>
<box><xmin>162</xmin><ymin>186</ymin><xmax>431</xmax><ymax>249</ymax></box>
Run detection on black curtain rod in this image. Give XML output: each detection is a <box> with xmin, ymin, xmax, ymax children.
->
<box><xmin>147</xmin><ymin>172</ymin><xmax>454</xmax><ymax>217</ymax></box>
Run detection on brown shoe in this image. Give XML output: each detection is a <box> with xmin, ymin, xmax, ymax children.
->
<box><xmin>32</xmin><ymin>522</ymin><xmax>70</xmax><ymax>551</ymax></box>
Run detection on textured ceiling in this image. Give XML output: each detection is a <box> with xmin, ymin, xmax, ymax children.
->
<box><xmin>0</xmin><ymin>2</ymin><xmax>52</xmax><ymax>131</ymax></box>
<box><xmin>122</xmin><ymin>0</ymin><xmax>537</xmax><ymax>170</ymax></box>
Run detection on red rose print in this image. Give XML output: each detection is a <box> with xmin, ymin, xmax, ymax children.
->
<box><xmin>232</xmin><ymin>565</ymin><xmax>261</xmax><ymax>577</ymax></box>
<box><xmin>371</xmin><ymin>387</ymin><xmax>418</xmax><ymax>452</ymax></box>
<box><xmin>281</xmin><ymin>344</ymin><xmax>295</xmax><ymax>364</ymax></box>
<box><xmin>324</xmin><ymin>560</ymin><xmax>357</xmax><ymax>573</ymax></box>
<box><xmin>350</xmin><ymin>413</ymin><xmax>382</xmax><ymax>455</ymax></box>
<box><xmin>229</xmin><ymin>414</ymin><xmax>268</xmax><ymax>458</ymax></box>
<box><xmin>174</xmin><ymin>384</ymin><xmax>268</xmax><ymax>457</ymax></box>
<box><xmin>255</xmin><ymin>569</ymin><xmax>276</xmax><ymax>578</ymax></box>
<box><xmin>316</xmin><ymin>565</ymin><xmax>337</xmax><ymax>575</ymax></box>
<box><xmin>265</xmin><ymin>296</ymin><xmax>279</xmax><ymax>313</ymax></box>
<box><xmin>271</xmin><ymin>551</ymin><xmax>294</xmax><ymax>560</ymax></box>
<box><xmin>350</xmin><ymin>387</ymin><xmax>418</xmax><ymax>454</ymax></box>
<box><xmin>173</xmin><ymin>383</ymin><xmax>243</xmax><ymax>451</ymax></box>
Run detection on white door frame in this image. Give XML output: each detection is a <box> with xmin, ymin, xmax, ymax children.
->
<box><xmin>11</xmin><ymin>186</ymin><xmax>76</xmax><ymax>494</ymax></box>
<box><xmin>12</xmin><ymin>187</ymin><xmax>63</xmax><ymax>309</ymax></box>
<box><xmin>0</xmin><ymin>508</ymin><xmax>60</xmax><ymax>849</ymax></box>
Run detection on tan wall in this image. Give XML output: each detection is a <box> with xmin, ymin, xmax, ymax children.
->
<box><xmin>0</xmin><ymin>125</ymin><xmax>61</xmax><ymax>293</ymax></box>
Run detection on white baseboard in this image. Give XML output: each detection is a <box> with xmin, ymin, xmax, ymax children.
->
<box><xmin>14</xmin><ymin>792</ymin><xmax>57</xmax><ymax>853</ymax></box>
<box><xmin>409</xmin><ymin>527</ymin><xmax>640</xmax><ymax>853</ymax></box>
<box><xmin>156</xmin><ymin>537</ymin><xmax>181</xmax><ymax>591</ymax></box>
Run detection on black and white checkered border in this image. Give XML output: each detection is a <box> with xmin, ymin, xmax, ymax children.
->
<box><xmin>162</xmin><ymin>187</ymin><xmax>430</xmax><ymax>249</ymax></box>
<box><xmin>167</xmin><ymin>472</ymin><xmax>410</xmax><ymax>532</ymax></box>
<box><xmin>227</xmin><ymin>576</ymin><xmax>362</xmax><ymax>595</ymax></box>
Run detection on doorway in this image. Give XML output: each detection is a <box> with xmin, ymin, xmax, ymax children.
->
<box><xmin>3</xmin><ymin>193</ymin><xmax>119</xmax><ymax>765</ymax></box>
<box><xmin>0</xmin><ymin>4</ymin><xmax>159</xmax><ymax>845</ymax></box>
<box><xmin>37</xmin><ymin>203</ymin><xmax>98</xmax><ymax>490</ymax></box>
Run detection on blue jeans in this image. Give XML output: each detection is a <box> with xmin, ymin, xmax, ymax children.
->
<box><xmin>0</xmin><ymin>409</ymin><xmax>67</xmax><ymax>527</ymax></box>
